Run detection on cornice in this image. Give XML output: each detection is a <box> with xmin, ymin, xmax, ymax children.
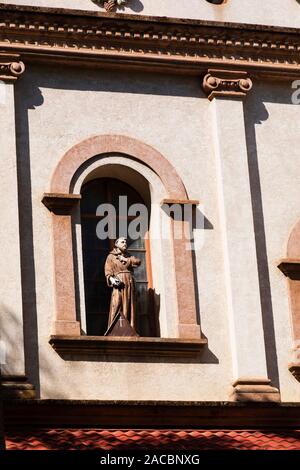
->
<box><xmin>278</xmin><ymin>258</ymin><xmax>300</xmax><ymax>280</ymax></box>
<box><xmin>0</xmin><ymin>4</ymin><xmax>300</xmax><ymax>79</ymax></box>
<box><xmin>0</xmin><ymin>51</ymin><xmax>25</xmax><ymax>81</ymax></box>
<box><xmin>4</xmin><ymin>399</ymin><xmax>300</xmax><ymax>429</ymax></box>
<box><xmin>49</xmin><ymin>335</ymin><xmax>207</xmax><ymax>358</ymax></box>
<box><xmin>42</xmin><ymin>193</ymin><xmax>81</xmax><ymax>214</ymax></box>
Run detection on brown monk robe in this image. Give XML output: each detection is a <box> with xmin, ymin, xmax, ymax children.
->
<box><xmin>104</xmin><ymin>244</ymin><xmax>141</xmax><ymax>331</ymax></box>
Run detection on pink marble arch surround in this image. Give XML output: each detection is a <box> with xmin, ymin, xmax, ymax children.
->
<box><xmin>51</xmin><ymin>135</ymin><xmax>187</xmax><ymax>199</ymax></box>
<box><xmin>278</xmin><ymin>218</ymin><xmax>300</xmax><ymax>380</ymax></box>
<box><xmin>45</xmin><ymin>135</ymin><xmax>202</xmax><ymax>339</ymax></box>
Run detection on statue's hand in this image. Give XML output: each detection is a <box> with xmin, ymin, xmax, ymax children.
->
<box><xmin>118</xmin><ymin>255</ymin><xmax>128</xmax><ymax>263</ymax></box>
<box><xmin>110</xmin><ymin>276</ymin><xmax>120</xmax><ymax>286</ymax></box>
<box><xmin>110</xmin><ymin>276</ymin><xmax>124</xmax><ymax>288</ymax></box>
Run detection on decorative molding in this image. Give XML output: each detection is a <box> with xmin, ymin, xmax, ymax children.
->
<box><xmin>50</xmin><ymin>135</ymin><xmax>187</xmax><ymax>198</ymax></box>
<box><xmin>42</xmin><ymin>193</ymin><xmax>82</xmax><ymax>337</ymax></box>
<box><xmin>49</xmin><ymin>335</ymin><xmax>207</xmax><ymax>358</ymax></box>
<box><xmin>42</xmin><ymin>193</ymin><xmax>81</xmax><ymax>214</ymax></box>
<box><xmin>48</xmin><ymin>135</ymin><xmax>201</xmax><ymax>340</ymax></box>
<box><xmin>161</xmin><ymin>199</ymin><xmax>199</xmax><ymax>206</ymax></box>
<box><xmin>203</xmin><ymin>69</ymin><xmax>253</xmax><ymax>100</ymax></box>
<box><xmin>278</xmin><ymin>258</ymin><xmax>300</xmax><ymax>280</ymax></box>
<box><xmin>93</xmin><ymin>0</ymin><xmax>127</xmax><ymax>12</ymax></box>
<box><xmin>0</xmin><ymin>5</ymin><xmax>300</xmax><ymax>79</ymax></box>
<box><xmin>289</xmin><ymin>347</ymin><xmax>300</xmax><ymax>382</ymax></box>
<box><xmin>278</xmin><ymin>258</ymin><xmax>300</xmax><ymax>383</ymax></box>
<box><xmin>281</xmin><ymin>221</ymin><xmax>300</xmax><ymax>383</ymax></box>
<box><xmin>1</xmin><ymin>375</ymin><xmax>36</xmax><ymax>399</ymax></box>
<box><xmin>230</xmin><ymin>378</ymin><xmax>280</xmax><ymax>403</ymax></box>
<box><xmin>0</xmin><ymin>52</ymin><xmax>25</xmax><ymax>82</ymax></box>
<box><xmin>4</xmin><ymin>400</ymin><xmax>300</xmax><ymax>429</ymax></box>
<box><xmin>289</xmin><ymin>363</ymin><xmax>300</xmax><ymax>382</ymax></box>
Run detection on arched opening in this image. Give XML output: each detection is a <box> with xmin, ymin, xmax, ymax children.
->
<box><xmin>46</xmin><ymin>135</ymin><xmax>201</xmax><ymax>340</ymax></box>
<box><xmin>80</xmin><ymin>177</ymin><xmax>155</xmax><ymax>337</ymax></box>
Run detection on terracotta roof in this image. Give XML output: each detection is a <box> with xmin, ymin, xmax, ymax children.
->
<box><xmin>5</xmin><ymin>429</ymin><xmax>300</xmax><ymax>451</ymax></box>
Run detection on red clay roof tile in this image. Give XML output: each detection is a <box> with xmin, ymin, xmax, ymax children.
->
<box><xmin>5</xmin><ymin>429</ymin><xmax>300</xmax><ymax>451</ymax></box>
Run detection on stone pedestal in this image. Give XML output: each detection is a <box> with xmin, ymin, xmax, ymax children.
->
<box><xmin>230</xmin><ymin>378</ymin><xmax>280</xmax><ymax>402</ymax></box>
<box><xmin>1</xmin><ymin>375</ymin><xmax>36</xmax><ymax>399</ymax></box>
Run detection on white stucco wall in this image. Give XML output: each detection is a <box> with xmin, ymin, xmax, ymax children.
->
<box><xmin>1</xmin><ymin>0</ymin><xmax>300</xmax><ymax>28</ymax></box>
<box><xmin>8</xmin><ymin>64</ymin><xmax>300</xmax><ymax>402</ymax></box>
<box><xmin>244</xmin><ymin>81</ymin><xmax>300</xmax><ymax>402</ymax></box>
<box><xmin>14</xmin><ymin>65</ymin><xmax>232</xmax><ymax>400</ymax></box>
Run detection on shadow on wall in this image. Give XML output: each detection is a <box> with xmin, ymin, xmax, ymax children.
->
<box><xmin>12</xmin><ymin>65</ymin><xmax>218</xmax><ymax>400</ymax></box>
<box><xmin>55</xmin><ymin>344</ymin><xmax>219</xmax><ymax>366</ymax></box>
<box><xmin>160</xmin><ymin>204</ymin><xmax>215</xmax><ymax>361</ymax></box>
<box><xmin>205</xmin><ymin>0</ymin><xmax>227</xmax><ymax>4</ymax></box>
<box><xmin>0</xmin><ymin>305</ymin><xmax>28</xmax><ymax>410</ymax></box>
<box><xmin>14</xmin><ymin>83</ymin><xmax>75</xmax><ymax>399</ymax></box>
<box><xmin>0</xmin><ymin>305</ymin><xmax>22</xmax><ymax>371</ymax></box>
<box><xmin>92</xmin><ymin>0</ymin><xmax>144</xmax><ymax>13</ymax></box>
<box><xmin>14</xmin><ymin>82</ymin><xmax>43</xmax><ymax>397</ymax></box>
<box><xmin>243</xmin><ymin>81</ymin><xmax>296</xmax><ymax>390</ymax></box>
<box><xmin>22</xmin><ymin>64</ymin><xmax>204</xmax><ymax>99</ymax></box>
<box><xmin>161</xmin><ymin>204</ymin><xmax>214</xmax><ymax>331</ymax></box>
<box><xmin>128</xmin><ymin>0</ymin><xmax>144</xmax><ymax>11</ymax></box>
<box><xmin>0</xmin><ymin>304</ymin><xmax>74</xmax><ymax>402</ymax></box>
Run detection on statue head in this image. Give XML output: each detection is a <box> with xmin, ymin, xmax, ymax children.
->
<box><xmin>115</xmin><ymin>237</ymin><xmax>127</xmax><ymax>253</ymax></box>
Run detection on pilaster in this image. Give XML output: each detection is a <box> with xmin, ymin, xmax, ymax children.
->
<box><xmin>0</xmin><ymin>52</ymin><xmax>35</xmax><ymax>398</ymax></box>
<box><xmin>203</xmin><ymin>69</ymin><xmax>280</xmax><ymax>402</ymax></box>
<box><xmin>42</xmin><ymin>193</ymin><xmax>82</xmax><ymax>336</ymax></box>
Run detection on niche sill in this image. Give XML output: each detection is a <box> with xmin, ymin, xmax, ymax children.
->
<box><xmin>49</xmin><ymin>335</ymin><xmax>207</xmax><ymax>358</ymax></box>
<box><xmin>289</xmin><ymin>363</ymin><xmax>300</xmax><ymax>382</ymax></box>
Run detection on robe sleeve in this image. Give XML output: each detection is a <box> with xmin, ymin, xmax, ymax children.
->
<box><xmin>104</xmin><ymin>254</ymin><xmax>115</xmax><ymax>286</ymax></box>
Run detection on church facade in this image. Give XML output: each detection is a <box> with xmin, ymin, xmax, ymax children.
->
<box><xmin>1</xmin><ymin>0</ymin><xmax>300</xmax><ymax>450</ymax></box>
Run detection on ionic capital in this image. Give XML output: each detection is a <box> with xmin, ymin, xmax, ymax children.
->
<box><xmin>0</xmin><ymin>52</ymin><xmax>25</xmax><ymax>82</ymax></box>
<box><xmin>203</xmin><ymin>69</ymin><xmax>253</xmax><ymax>101</ymax></box>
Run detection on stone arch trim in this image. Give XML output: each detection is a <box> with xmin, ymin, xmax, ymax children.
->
<box><xmin>44</xmin><ymin>135</ymin><xmax>201</xmax><ymax>340</ymax></box>
<box><xmin>51</xmin><ymin>135</ymin><xmax>187</xmax><ymax>199</ymax></box>
<box><xmin>287</xmin><ymin>219</ymin><xmax>300</xmax><ymax>259</ymax></box>
<box><xmin>278</xmin><ymin>219</ymin><xmax>300</xmax><ymax>381</ymax></box>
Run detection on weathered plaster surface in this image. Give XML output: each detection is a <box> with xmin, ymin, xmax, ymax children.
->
<box><xmin>0</xmin><ymin>82</ymin><xmax>25</xmax><ymax>377</ymax></box>
<box><xmin>14</xmin><ymin>65</ymin><xmax>231</xmax><ymax>400</ymax></box>
<box><xmin>210</xmin><ymin>97</ymin><xmax>268</xmax><ymax>381</ymax></box>
<box><xmin>9</xmin><ymin>63</ymin><xmax>300</xmax><ymax>401</ymax></box>
<box><xmin>244</xmin><ymin>81</ymin><xmax>300</xmax><ymax>401</ymax></box>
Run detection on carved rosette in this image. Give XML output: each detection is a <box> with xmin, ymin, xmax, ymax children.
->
<box><xmin>203</xmin><ymin>69</ymin><xmax>253</xmax><ymax>101</ymax></box>
<box><xmin>0</xmin><ymin>52</ymin><xmax>25</xmax><ymax>81</ymax></box>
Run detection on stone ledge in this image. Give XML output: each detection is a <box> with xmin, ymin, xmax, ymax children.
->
<box><xmin>3</xmin><ymin>400</ymin><xmax>300</xmax><ymax>429</ymax></box>
<box><xmin>230</xmin><ymin>378</ymin><xmax>281</xmax><ymax>403</ymax></box>
<box><xmin>289</xmin><ymin>363</ymin><xmax>300</xmax><ymax>382</ymax></box>
<box><xmin>160</xmin><ymin>199</ymin><xmax>200</xmax><ymax>206</ymax></box>
<box><xmin>49</xmin><ymin>335</ymin><xmax>207</xmax><ymax>358</ymax></box>
<box><xmin>278</xmin><ymin>258</ymin><xmax>300</xmax><ymax>280</ymax></box>
<box><xmin>1</xmin><ymin>375</ymin><xmax>36</xmax><ymax>399</ymax></box>
<box><xmin>42</xmin><ymin>193</ymin><xmax>81</xmax><ymax>213</ymax></box>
